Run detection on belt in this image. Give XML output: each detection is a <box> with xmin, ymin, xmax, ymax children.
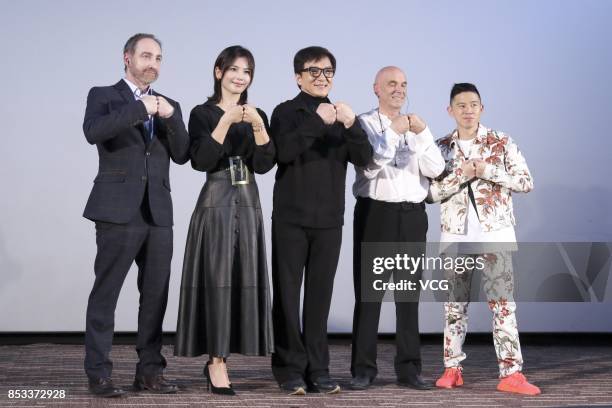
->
<box><xmin>207</xmin><ymin>167</ymin><xmax>254</xmax><ymax>181</ymax></box>
<box><xmin>357</xmin><ymin>196</ymin><xmax>425</xmax><ymax>211</ymax></box>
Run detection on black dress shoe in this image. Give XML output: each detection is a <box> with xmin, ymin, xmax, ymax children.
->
<box><xmin>279</xmin><ymin>378</ymin><xmax>307</xmax><ymax>395</ymax></box>
<box><xmin>133</xmin><ymin>374</ymin><xmax>178</xmax><ymax>394</ymax></box>
<box><xmin>350</xmin><ymin>375</ymin><xmax>373</xmax><ymax>390</ymax></box>
<box><xmin>88</xmin><ymin>377</ymin><xmax>125</xmax><ymax>398</ymax></box>
<box><xmin>398</xmin><ymin>374</ymin><xmax>432</xmax><ymax>390</ymax></box>
<box><xmin>307</xmin><ymin>375</ymin><xmax>341</xmax><ymax>394</ymax></box>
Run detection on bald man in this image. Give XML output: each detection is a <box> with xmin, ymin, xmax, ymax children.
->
<box><xmin>350</xmin><ymin>67</ymin><xmax>444</xmax><ymax>390</ymax></box>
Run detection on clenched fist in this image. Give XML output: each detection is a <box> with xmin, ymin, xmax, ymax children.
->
<box><xmin>140</xmin><ymin>95</ymin><xmax>158</xmax><ymax>115</ymax></box>
<box><xmin>316</xmin><ymin>103</ymin><xmax>337</xmax><ymax>125</ymax></box>
<box><xmin>221</xmin><ymin>105</ymin><xmax>245</xmax><ymax>125</ymax></box>
<box><xmin>334</xmin><ymin>102</ymin><xmax>356</xmax><ymax>128</ymax></box>
<box><xmin>390</xmin><ymin>114</ymin><xmax>411</xmax><ymax>135</ymax></box>
<box><xmin>406</xmin><ymin>114</ymin><xmax>426</xmax><ymax>134</ymax></box>
<box><xmin>157</xmin><ymin>96</ymin><xmax>175</xmax><ymax>118</ymax></box>
<box><xmin>461</xmin><ymin>160</ymin><xmax>476</xmax><ymax>179</ymax></box>
<box><xmin>242</xmin><ymin>105</ymin><xmax>264</xmax><ymax>126</ymax></box>
<box><xmin>472</xmin><ymin>159</ymin><xmax>487</xmax><ymax>178</ymax></box>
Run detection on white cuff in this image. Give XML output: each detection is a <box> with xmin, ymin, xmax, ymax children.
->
<box><xmin>408</xmin><ymin>126</ymin><xmax>434</xmax><ymax>154</ymax></box>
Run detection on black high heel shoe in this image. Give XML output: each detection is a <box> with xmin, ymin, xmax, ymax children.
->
<box><xmin>204</xmin><ymin>361</ymin><xmax>235</xmax><ymax>395</ymax></box>
<box><xmin>203</xmin><ymin>363</ymin><xmax>233</xmax><ymax>388</ymax></box>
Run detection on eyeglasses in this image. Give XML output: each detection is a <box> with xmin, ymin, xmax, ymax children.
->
<box><xmin>299</xmin><ymin>67</ymin><xmax>335</xmax><ymax>79</ymax></box>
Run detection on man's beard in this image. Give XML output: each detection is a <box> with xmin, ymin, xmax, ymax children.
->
<box><xmin>139</xmin><ymin>68</ymin><xmax>158</xmax><ymax>85</ymax></box>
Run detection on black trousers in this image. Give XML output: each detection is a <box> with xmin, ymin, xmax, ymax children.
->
<box><xmin>271</xmin><ymin>220</ymin><xmax>342</xmax><ymax>384</ymax></box>
<box><xmin>351</xmin><ymin>197</ymin><xmax>427</xmax><ymax>381</ymax></box>
<box><xmin>84</xmin><ymin>196</ymin><xmax>173</xmax><ymax>380</ymax></box>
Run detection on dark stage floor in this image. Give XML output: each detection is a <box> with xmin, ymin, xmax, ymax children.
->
<box><xmin>1</xmin><ymin>341</ymin><xmax>611</xmax><ymax>407</ymax></box>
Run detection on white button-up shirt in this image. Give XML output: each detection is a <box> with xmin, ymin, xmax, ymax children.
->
<box><xmin>353</xmin><ymin>108</ymin><xmax>445</xmax><ymax>202</ymax></box>
<box><xmin>123</xmin><ymin>78</ymin><xmax>153</xmax><ymax>120</ymax></box>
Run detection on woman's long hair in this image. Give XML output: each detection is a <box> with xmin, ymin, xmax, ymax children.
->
<box><xmin>208</xmin><ymin>45</ymin><xmax>255</xmax><ymax>105</ymax></box>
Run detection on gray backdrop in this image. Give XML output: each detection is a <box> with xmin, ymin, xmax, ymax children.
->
<box><xmin>1</xmin><ymin>0</ymin><xmax>611</xmax><ymax>333</ymax></box>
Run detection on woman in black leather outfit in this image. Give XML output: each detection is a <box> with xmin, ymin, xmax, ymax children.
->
<box><xmin>174</xmin><ymin>46</ymin><xmax>275</xmax><ymax>395</ymax></box>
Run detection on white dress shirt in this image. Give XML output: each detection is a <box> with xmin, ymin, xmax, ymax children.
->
<box><xmin>123</xmin><ymin>77</ymin><xmax>153</xmax><ymax>118</ymax></box>
<box><xmin>123</xmin><ymin>77</ymin><xmax>151</xmax><ymax>99</ymax></box>
<box><xmin>123</xmin><ymin>78</ymin><xmax>154</xmax><ymax>139</ymax></box>
<box><xmin>353</xmin><ymin>108</ymin><xmax>445</xmax><ymax>202</ymax></box>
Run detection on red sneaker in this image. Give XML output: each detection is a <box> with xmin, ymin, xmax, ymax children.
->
<box><xmin>497</xmin><ymin>372</ymin><xmax>541</xmax><ymax>395</ymax></box>
<box><xmin>435</xmin><ymin>367</ymin><xmax>463</xmax><ymax>388</ymax></box>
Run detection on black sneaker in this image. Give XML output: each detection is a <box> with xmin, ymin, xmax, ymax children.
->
<box><xmin>307</xmin><ymin>375</ymin><xmax>341</xmax><ymax>394</ymax></box>
<box><xmin>279</xmin><ymin>378</ymin><xmax>307</xmax><ymax>395</ymax></box>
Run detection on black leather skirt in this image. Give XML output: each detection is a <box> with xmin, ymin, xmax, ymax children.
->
<box><xmin>174</xmin><ymin>169</ymin><xmax>274</xmax><ymax>357</ymax></box>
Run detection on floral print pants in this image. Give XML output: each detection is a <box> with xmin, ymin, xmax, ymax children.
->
<box><xmin>442</xmin><ymin>252</ymin><xmax>523</xmax><ymax>377</ymax></box>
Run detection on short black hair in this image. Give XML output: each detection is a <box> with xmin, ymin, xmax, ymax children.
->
<box><xmin>450</xmin><ymin>83</ymin><xmax>481</xmax><ymax>103</ymax></box>
<box><xmin>293</xmin><ymin>46</ymin><xmax>336</xmax><ymax>73</ymax></box>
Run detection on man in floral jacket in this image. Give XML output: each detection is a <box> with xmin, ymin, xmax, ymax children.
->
<box><xmin>427</xmin><ymin>83</ymin><xmax>540</xmax><ymax>395</ymax></box>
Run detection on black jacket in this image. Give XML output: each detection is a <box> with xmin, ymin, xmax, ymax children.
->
<box><xmin>270</xmin><ymin>92</ymin><xmax>372</xmax><ymax>228</ymax></box>
<box><xmin>82</xmin><ymin>79</ymin><xmax>189</xmax><ymax>226</ymax></box>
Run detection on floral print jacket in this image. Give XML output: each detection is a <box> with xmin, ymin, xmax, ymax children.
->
<box><xmin>427</xmin><ymin>124</ymin><xmax>533</xmax><ymax>233</ymax></box>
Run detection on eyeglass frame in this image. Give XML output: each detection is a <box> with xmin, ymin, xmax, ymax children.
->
<box><xmin>298</xmin><ymin>66</ymin><xmax>336</xmax><ymax>79</ymax></box>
